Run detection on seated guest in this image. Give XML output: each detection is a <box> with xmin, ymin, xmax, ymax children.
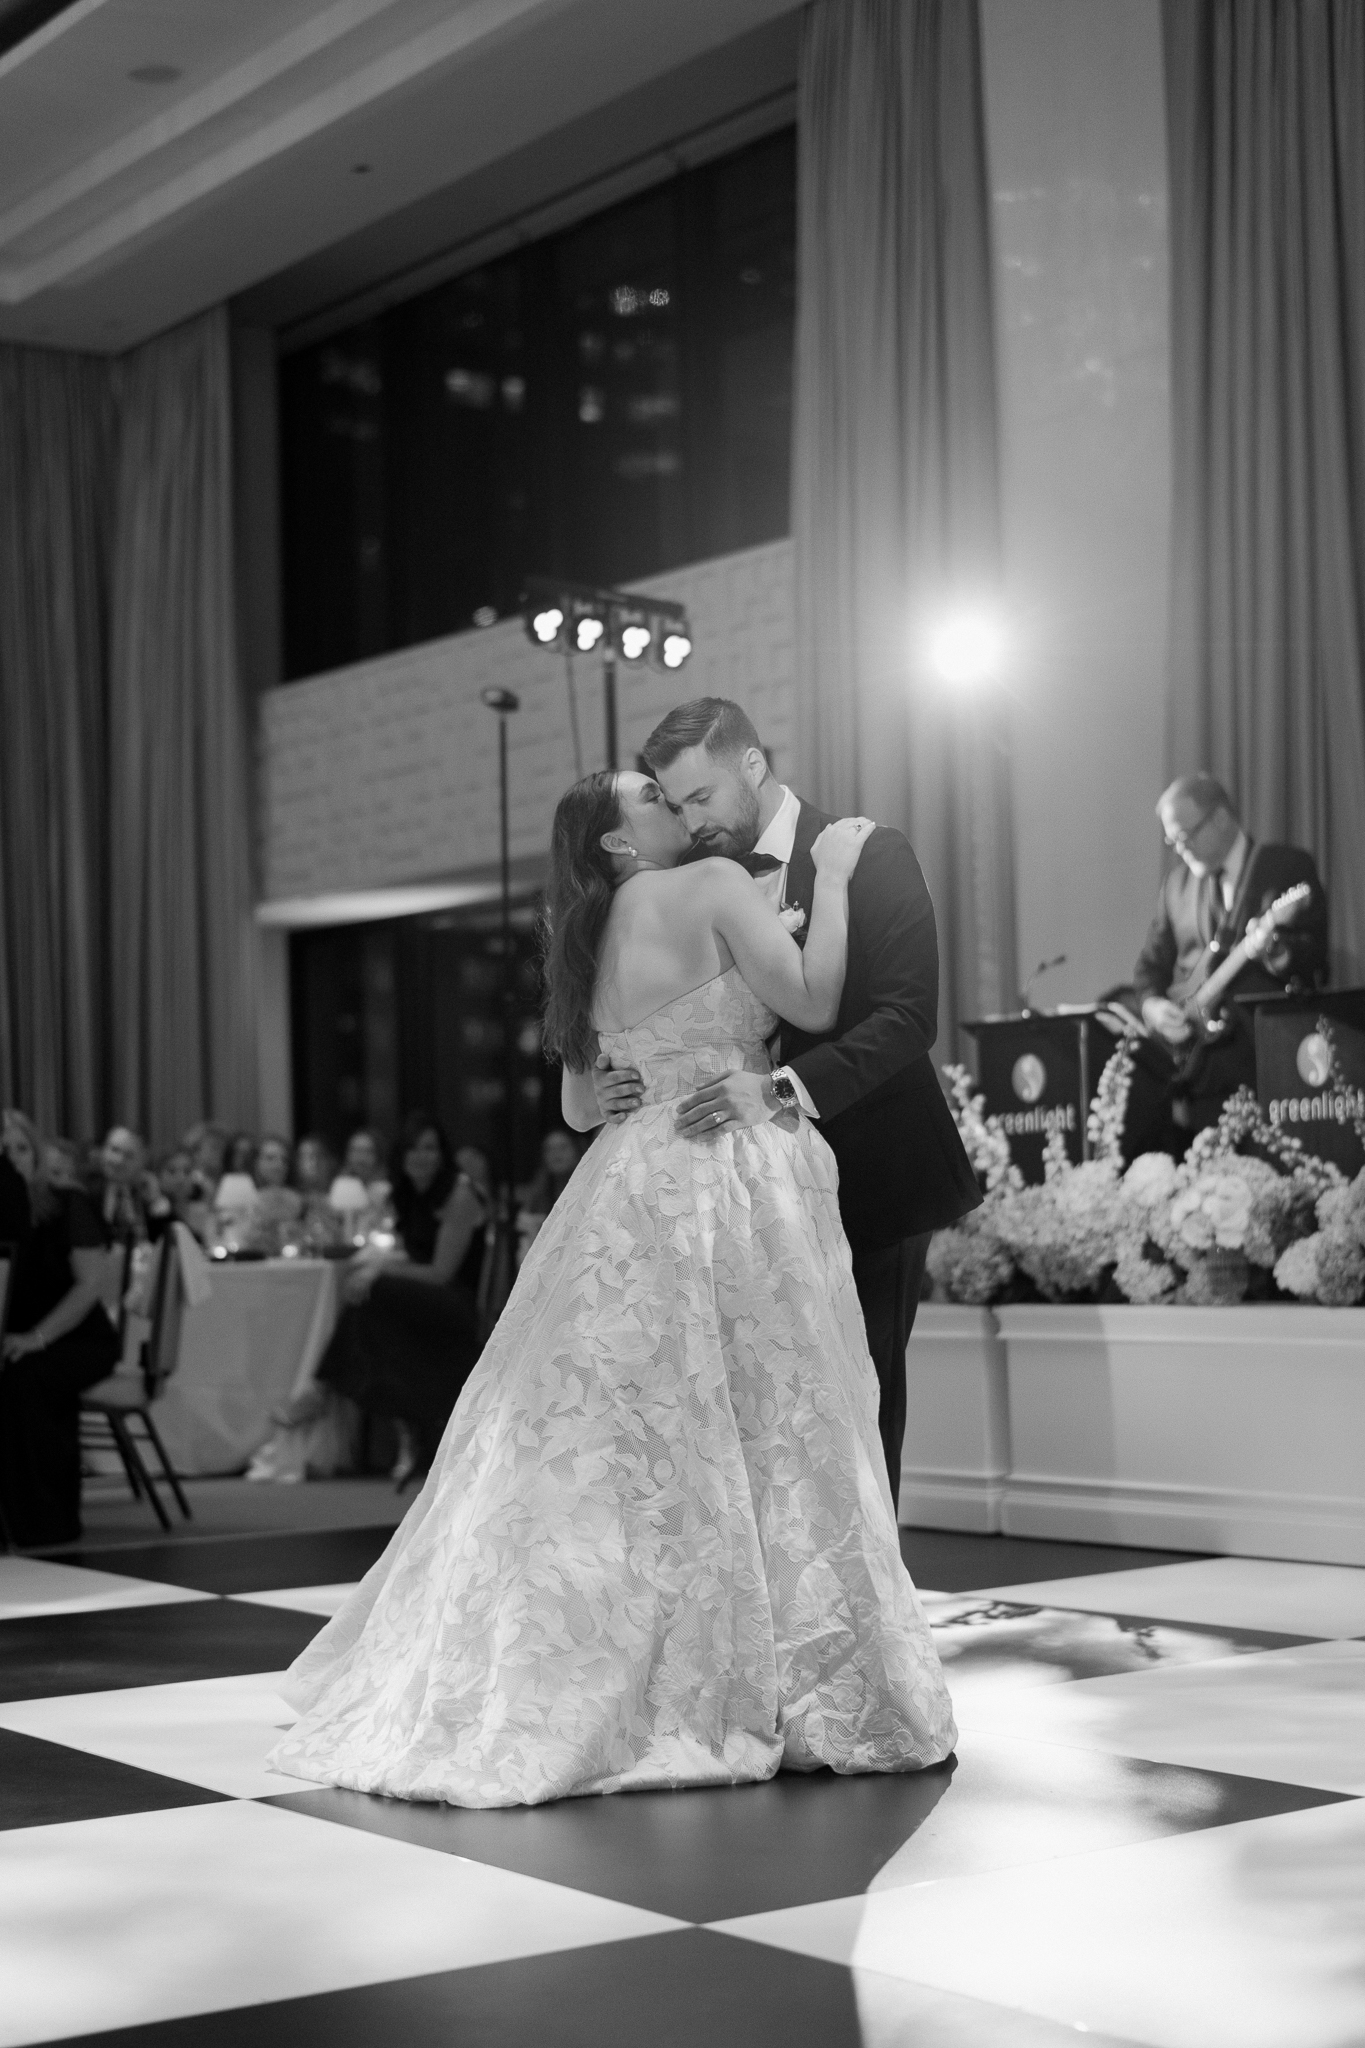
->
<box><xmin>328</xmin><ymin>1128</ymin><xmax>391</xmax><ymax>1233</ymax></box>
<box><xmin>317</xmin><ymin>1115</ymin><xmax>489</xmax><ymax>1482</ymax></box>
<box><xmin>88</xmin><ymin>1126</ymin><xmax>168</xmax><ymax>1246</ymax></box>
<box><xmin>292</xmin><ymin>1133</ymin><xmax>343</xmax><ymax>1250</ymax></box>
<box><xmin>156</xmin><ymin>1148</ymin><xmax>213</xmax><ymax>1244</ymax></box>
<box><xmin>211</xmin><ymin>1132</ymin><xmax>258</xmax><ymax>1243</ymax></box>
<box><xmin>0</xmin><ymin>1140</ymin><xmax>28</xmax><ymax>1245</ymax></box>
<box><xmin>294</xmin><ymin>1134</ymin><xmax>335</xmax><ymax>1200</ymax></box>
<box><xmin>515</xmin><ymin>1129</ymin><xmax>582</xmax><ymax>1264</ymax></box>
<box><xmin>0</xmin><ymin>1109</ymin><xmax>120</xmax><ymax>1547</ymax></box>
<box><xmin>241</xmin><ymin>1134</ymin><xmax>303</xmax><ymax>1252</ymax></box>
<box><xmin>44</xmin><ymin>1139</ymin><xmax>85</xmax><ymax>1192</ymax></box>
<box><xmin>182</xmin><ymin>1122</ymin><xmax>229</xmax><ymax>1202</ymax></box>
<box><xmin>1133</xmin><ymin>774</ymin><xmax>1328</xmax><ymax>1144</ymax></box>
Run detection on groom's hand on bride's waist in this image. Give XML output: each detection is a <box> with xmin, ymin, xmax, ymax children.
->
<box><xmin>674</xmin><ymin>1072</ymin><xmax>774</xmax><ymax>1134</ymax></box>
<box><xmin>593</xmin><ymin>1053</ymin><xmax>644</xmax><ymax>1121</ymax></box>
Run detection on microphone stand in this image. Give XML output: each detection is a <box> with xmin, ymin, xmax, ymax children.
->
<box><xmin>1020</xmin><ymin>953</ymin><xmax>1067</xmax><ymax>1016</ymax></box>
<box><xmin>479</xmin><ymin>686</ymin><xmax>521</xmax><ymax>1336</ymax></box>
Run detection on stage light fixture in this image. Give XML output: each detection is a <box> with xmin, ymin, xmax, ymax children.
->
<box><xmin>613</xmin><ymin>607</ymin><xmax>653</xmax><ymax>663</ymax></box>
<box><xmin>928</xmin><ymin>612</ymin><xmax>1004</xmax><ymax>686</ymax></box>
<box><xmin>529</xmin><ymin>603</ymin><xmax>564</xmax><ymax>647</ymax></box>
<box><xmin>522</xmin><ymin>575</ymin><xmax>694</xmax><ymax>764</ymax></box>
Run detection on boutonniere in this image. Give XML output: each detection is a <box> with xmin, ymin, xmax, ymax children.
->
<box><xmin>778</xmin><ymin>903</ymin><xmax>807</xmax><ymax>945</ymax></box>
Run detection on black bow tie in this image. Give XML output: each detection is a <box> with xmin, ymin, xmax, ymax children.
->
<box><xmin>736</xmin><ymin>852</ymin><xmax>784</xmax><ymax>876</ymax></box>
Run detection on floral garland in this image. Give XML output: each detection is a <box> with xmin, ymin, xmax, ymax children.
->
<box><xmin>931</xmin><ymin>1060</ymin><xmax>1365</xmax><ymax>1309</ymax></box>
<box><xmin>1086</xmin><ymin>1037</ymin><xmax>1138</xmax><ymax>1168</ymax></box>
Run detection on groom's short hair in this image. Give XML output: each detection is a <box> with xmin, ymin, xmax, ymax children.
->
<box><xmin>644</xmin><ymin>697</ymin><xmax>763</xmax><ymax>773</ymax></box>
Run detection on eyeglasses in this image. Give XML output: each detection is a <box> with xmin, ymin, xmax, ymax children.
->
<box><xmin>1163</xmin><ymin>804</ymin><xmax>1218</xmax><ymax>852</ymax></box>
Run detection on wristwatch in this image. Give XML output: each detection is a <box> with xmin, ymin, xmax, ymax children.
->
<box><xmin>767</xmin><ymin>1070</ymin><xmax>800</xmax><ymax>1114</ymax></box>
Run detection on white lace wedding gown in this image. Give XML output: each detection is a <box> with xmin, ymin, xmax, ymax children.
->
<box><xmin>270</xmin><ymin>967</ymin><xmax>956</xmax><ymax>1806</ymax></box>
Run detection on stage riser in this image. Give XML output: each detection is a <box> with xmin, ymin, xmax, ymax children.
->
<box><xmin>900</xmin><ymin>1306</ymin><xmax>1011</xmax><ymax>1534</ymax></box>
<box><xmin>903</xmin><ymin>1304</ymin><xmax>1365</xmax><ymax>1566</ymax></box>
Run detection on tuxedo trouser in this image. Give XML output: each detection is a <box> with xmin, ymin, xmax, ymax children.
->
<box><xmin>849</xmin><ymin>1231</ymin><xmax>932</xmax><ymax>1518</ymax></box>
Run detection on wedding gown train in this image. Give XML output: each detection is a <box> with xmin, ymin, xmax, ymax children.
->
<box><xmin>269</xmin><ymin>967</ymin><xmax>956</xmax><ymax>1806</ymax></box>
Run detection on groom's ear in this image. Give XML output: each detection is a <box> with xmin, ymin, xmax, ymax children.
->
<box><xmin>741</xmin><ymin>745</ymin><xmax>769</xmax><ymax>790</ymax></box>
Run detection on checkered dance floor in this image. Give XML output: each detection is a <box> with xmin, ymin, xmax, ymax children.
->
<box><xmin>3</xmin><ymin>1519</ymin><xmax>1364</xmax><ymax>2047</ymax></box>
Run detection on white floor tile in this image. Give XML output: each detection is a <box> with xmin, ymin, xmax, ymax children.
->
<box><xmin>955</xmin><ymin>1639</ymin><xmax>1365</xmax><ymax>1793</ymax></box>
<box><xmin>714</xmin><ymin>1796</ymin><xmax>1365</xmax><ymax>2048</ymax></box>
<box><xmin>230</xmin><ymin>1584</ymin><xmax>358</xmax><ymax>1617</ymax></box>
<box><xmin>0</xmin><ymin>1557</ymin><xmax>213</xmax><ymax>1622</ymax></box>
<box><xmin>0</xmin><ymin>1673</ymin><xmax>309</xmax><ymax>1799</ymax></box>
<box><xmin>0</xmin><ymin>1798</ymin><xmax>683</xmax><ymax>2047</ymax></box>
<box><xmin>973</xmin><ymin>1556</ymin><xmax>1365</xmax><ymax>1638</ymax></box>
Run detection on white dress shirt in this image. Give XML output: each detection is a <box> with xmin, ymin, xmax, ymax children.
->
<box><xmin>749</xmin><ymin>786</ymin><xmax>820</xmax><ymax>1120</ymax></box>
<box><xmin>1218</xmin><ymin>829</ymin><xmax>1249</xmax><ymax>917</ymax></box>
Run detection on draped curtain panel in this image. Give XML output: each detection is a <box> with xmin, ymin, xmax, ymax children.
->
<box><xmin>0</xmin><ymin>308</ymin><xmax>258</xmax><ymax>1148</ymax></box>
<box><xmin>0</xmin><ymin>351</ymin><xmax>113</xmax><ymax>1141</ymax></box>
<box><xmin>1164</xmin><ymin>0</ymin><xmax>1365</xmax><ymax>983</ymax></box>
<box><xmin>108</xmin><ymin>311</ymin><xmax>258</xmax><ymax>1146</ymax></box>
<box><xmin>792</xmin><ymin>0</ymin><xmax>1017</xmax><ymax>1044</ymax></box>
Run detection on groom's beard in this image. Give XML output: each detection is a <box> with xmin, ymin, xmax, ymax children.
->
<box><xmin>684</xmin><ymin>788</ymin><xmax>762</xmax><ymax>862</ymax></box>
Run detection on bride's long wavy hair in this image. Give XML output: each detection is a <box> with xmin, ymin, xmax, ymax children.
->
<box><xmin>540</xmin><ymin>770</ymin><xmax>623</xmax><ymax>1073</ymax></box>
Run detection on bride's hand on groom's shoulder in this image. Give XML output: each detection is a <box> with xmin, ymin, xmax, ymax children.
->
<box><xmin>593</xmin><ymin>1051</ymin><xmax>644</xmax><ymax>1122</ymax></box>
<box><xmin>811</xmin><ymin>816</ymin><xmax>875</xmax><ymax>882</ymax></box>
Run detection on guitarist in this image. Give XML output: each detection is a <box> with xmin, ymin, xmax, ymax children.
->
<box><xmin>1132</xmin><ymin>773</ymin><xmax>1328</xmax><ymax>1142</ymax></box>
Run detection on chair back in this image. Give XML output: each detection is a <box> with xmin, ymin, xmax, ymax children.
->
<box><xmin>140</xmin><ymin>1234</ymin><xmax>187</xmax><ymax>1399</ymax></box>
<box><xmin>0</xmin><ymin>1242</ymin><xmax>13</xmax><ymax>1351</ymax></box>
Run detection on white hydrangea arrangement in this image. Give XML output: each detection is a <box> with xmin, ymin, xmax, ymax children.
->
<box><xmin>931</xmin><ymin>1047</ymin><xmax>1355</xmax><ymax>1306</ymax></box>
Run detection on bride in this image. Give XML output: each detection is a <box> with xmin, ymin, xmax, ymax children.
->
<box><xmin>270</xmin><ymin>770</ymin><xmax>956</xmax><ymax>1807</ymax></box>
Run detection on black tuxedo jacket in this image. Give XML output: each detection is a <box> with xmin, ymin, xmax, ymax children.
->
<box><xmin>1133</xmin><ymin>840</ymin><xmax>1328</xmax><ymax>1008</ymax></box>
<box><xmin>779</xmin><ymin>801</ymin><xmax>981</xmax><ymax>1251</ymax></box>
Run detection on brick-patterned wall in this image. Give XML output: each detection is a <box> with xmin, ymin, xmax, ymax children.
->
<box><xmin>260</xmin><ymin>538</ymin><xmax>794</xmax><ymax>901</ymax></box>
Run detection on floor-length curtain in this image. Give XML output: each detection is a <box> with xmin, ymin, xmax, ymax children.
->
<box><xmin>792</xmin><ymin>0</ymin><xmax>1017</xmax><ymax>1046</ymax></box>
<box><xmin>108</xmin><ymin>309</ymin><xmax>258</xmax><ymax>1148</ymax></box>
<box><xmin>1164</xmin><ymin>0</ymin><xmax>1365</xmax><ymax>983</ymax></box>
<box><xmin>0</xmin><ymin>307</ymin><xmax>258</xmax><ymax>1148</ymax></box>
<box><xmin>0</xmin><ymin>351</ymin><xmax>113</xmax><ymax>1139</ymax></box>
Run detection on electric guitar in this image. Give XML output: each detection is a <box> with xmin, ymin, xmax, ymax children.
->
<box><xmin>1151</xmin><ymin>881</ymin><xmax>1313</xmax><ymax>1086</ymax></box>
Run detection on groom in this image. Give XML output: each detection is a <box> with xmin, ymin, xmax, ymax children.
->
<box><xmin>592</xmin><ymin>696</ymin><xmax>981</xmax><ymax>1512</ymax></box>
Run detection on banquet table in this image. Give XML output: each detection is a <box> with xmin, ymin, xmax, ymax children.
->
<box><xmin>148</xmin><ymin>1257</ymin><xmax>340</xmax><ymax>1476</ymax></box>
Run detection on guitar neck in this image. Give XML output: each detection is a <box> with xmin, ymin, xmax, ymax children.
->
<box><xmin>1189</xmin><ymin>935</ymin><xmax>1256</xmax><ymax>1017</ymax></box>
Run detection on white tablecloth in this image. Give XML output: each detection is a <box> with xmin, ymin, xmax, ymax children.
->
<box><xmin>149</xmin><ymin>1259</ymin><xmax>340</xmax><ymax>1476</ymax></box>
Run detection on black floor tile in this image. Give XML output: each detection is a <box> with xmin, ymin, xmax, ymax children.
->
<box><xmin>0</xmin><ymin>1599</ymin><xmax>323</xmax><ymax>1701</ymax></box>
<box><xmin>270</xmin><ymin>1763</ymin><xmax>957</xmax><ymax>1921</ymax></box>
<box><xmin>40</xmin><ymin>1928</ymin><xmax>1142</xmax><ymax>2048</ymax></box>
<box><xmin>0</xmin><ymin>1726</ymin><xmax>226</xmax><ymax>1830</ymax></box>
<box><xmin>270</xmin><ymin>1722</ymin><xmax>1347</xmax><ymax>1918</ymax></box>
<box><xmin>929</xmin><ymin>1596</ymin><xmax>1315</xmax><ymax>1708</ymax></box>
<box><xmin>901</xmin><ymin>1526</ymin><xmax>1208</xmax><ymax>1592</ymax></box>
<box><xmin>38</xmin><ymin>1527</ymin><xmax>396</xmax><ymax>1596</ymax></box>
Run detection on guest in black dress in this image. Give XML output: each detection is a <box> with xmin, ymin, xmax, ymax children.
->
<box><xmin>317</xmin><ymin>1116</ymin><xmax>488</xmax><ymax>1475</ymax></box>
<box><xmin>1</xmin><ymin>1109</ymin><xmax>119</xmax><ymax>1547</ymax></box>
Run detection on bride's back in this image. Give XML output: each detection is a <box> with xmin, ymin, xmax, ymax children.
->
<box><xmin>593</xmin><ymin>866</ymin><xmax>734</xmax><ymax>1032</ymax></box>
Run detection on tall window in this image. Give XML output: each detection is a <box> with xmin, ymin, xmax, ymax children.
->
<box><xmin>279</xmin><ymin>127</ymin><xmax>796</xmax><ymax>680</ymax></box>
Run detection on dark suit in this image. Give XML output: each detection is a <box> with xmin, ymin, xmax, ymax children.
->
<box><xmin>780</xmin><ymin>803</ymin><xmax>981</xmax><ymax>1507</ymax></box>
<box><xmin>1133</xmin><ymin>839</ymin><xmax>1328</xmax><ymax>1134</ymax></box>
<box><xmin>84</xmin><ymin>1173</ymin><xmax>170</xmax><ymax>1249</ymax></box>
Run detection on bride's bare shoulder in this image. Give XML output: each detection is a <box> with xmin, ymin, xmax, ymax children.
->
<box><xmin>667</xmin><ymin>856</ymin><xmax>744</xmax><ymax>891</ymax></box>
